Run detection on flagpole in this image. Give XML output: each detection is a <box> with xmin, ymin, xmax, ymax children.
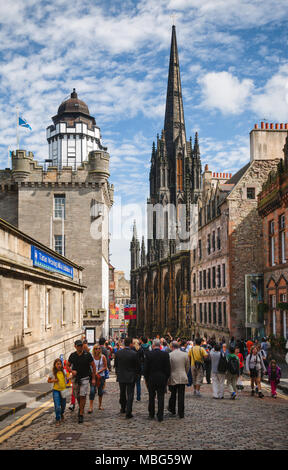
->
<box><xmin>16</xmin><ymin>107</ymin><xmax>19</xmax><ymax>151</ymax></box>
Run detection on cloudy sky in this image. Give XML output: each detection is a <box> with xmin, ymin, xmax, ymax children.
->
<box><xmin>1</xmin><ymin>0</ymin><xmax>288</xmax><ymax>277</ymax></box>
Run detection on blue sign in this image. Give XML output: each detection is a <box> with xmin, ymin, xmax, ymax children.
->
<box><xmin>31</xmin><ymin>246</ymin><xmax>73</xmax><ymax>279</ymax></box>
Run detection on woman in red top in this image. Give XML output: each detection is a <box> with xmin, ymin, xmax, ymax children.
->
<box><xmin>235</xmin><ymin>347</ymin><xmax>244</xmax><ymax>391</ymax></box>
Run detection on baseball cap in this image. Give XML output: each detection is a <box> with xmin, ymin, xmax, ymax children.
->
<box><xmin>75</xmin><ymin>340</ymin><xmax>83</xmax><ymax>347</ymax></box>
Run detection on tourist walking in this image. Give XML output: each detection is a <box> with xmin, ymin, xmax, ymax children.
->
<box><xmin>226</xmin><ymin>346</ymin><xmax>240</xmax><ymax>399</ymax></box>
<box><xmin>188</xmin><ymin>338</ymin><xmax>208</xmax><ymax>397</ymax></box>
<box><xmin>144</xmin><ymin>339</ymin><xmax>171</xmax><ymax>422</ymax></box>
<box><xmin>114</xmin><ymin>337</ymin><xmax>141</xmax><ymax>419</ymax></box>
<box><xmin>267</xmin><ymin>360</ymin><xmax>281</xmax><ymax>398</ymax></box>
<box><xmin>246</xmin><ymin>345</ymin><xmax>266</xmax><ymax>398</ymax></box>
<box><xmin>168</xmin><ymin>341</ymin><xmax>190</xmax><ymax>418</ymax></box>
<box><xmin>88</xmin><ymin>344</ymin><xmax>107</xmax><ymax>414</ymax></box>
<box><xmin>67</xmin><ymin>340</ymin><xmax>96</xmax><ymax>423</ymax></box>
<box><xmin>48</xmin><ymin>358</ymin><xmax>69</xmax><ymax>426</ymax></box>
<box><xmin>210</xmin><ymin>344</ymin><xmax>226</xmax><ymax>399</ymax></box>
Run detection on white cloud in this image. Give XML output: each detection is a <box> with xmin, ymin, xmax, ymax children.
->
<box><xmin>250</xmin><ymin>64</ymin><xmax>288</xmax><ymax>122</ymax></box>
<box><xmin>198</xmin><ymin>71</ymin><xmax>254</xmax><ymax>114</ymax></box>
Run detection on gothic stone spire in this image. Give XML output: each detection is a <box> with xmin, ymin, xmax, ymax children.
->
<box><xmin>164</xmin><ymin>25</ymin><xmax>186</xmax><ymax>158</ymax></box>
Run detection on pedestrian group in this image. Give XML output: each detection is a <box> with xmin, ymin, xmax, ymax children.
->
<box><xmin>48</xmin><ymin>335</ymin><xmax>282</xmax><ymax>425</ymax></box>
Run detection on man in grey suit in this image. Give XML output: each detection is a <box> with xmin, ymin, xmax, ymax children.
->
<box><xmin>114</xmin><ymin>337</ymin><xmax>141</xmax><ymax>419</ymax></box>
<box><xmin>168</xmin><ymin>341</ymin><xmax>190</xmax><ymax>418</ymax></box>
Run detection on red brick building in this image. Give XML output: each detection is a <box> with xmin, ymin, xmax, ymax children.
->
<box><xmin>258</xmin><ymin>134</ymin><xmax>288</xmax><ymax>339</ymax></box>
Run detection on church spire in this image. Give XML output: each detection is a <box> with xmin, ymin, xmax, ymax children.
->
<box><xmin>164</xmin><ymin>25</ymin><xmax>186</xmax><ymax>157</ymax></box>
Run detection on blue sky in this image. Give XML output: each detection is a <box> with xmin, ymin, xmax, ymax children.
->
<box><xmin>1</xmin><ymin>0</ymin><xmax>288</xmax><ymax>277</ymax></box>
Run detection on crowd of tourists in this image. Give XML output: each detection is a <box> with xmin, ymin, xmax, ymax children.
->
<box><xmin>48</xmin><ymin>334</ymin><xmax>282</xmax><ymax>425</ymax></box>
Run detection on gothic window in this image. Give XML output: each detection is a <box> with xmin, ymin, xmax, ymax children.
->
<box><xmin>204</xmin><ymin>303</ymin><xmax>207</xmax><ymax>324</ymax></box>
<box><xmin>213</xmin><ymin>302</ymin><xmax>217</xmax><ymax>324</ymax></box>
<box><xmin>203</xmin><ymin>270</ymin><xmax>207</xmax><ymax>290</ymax></box>
<box><xmin>208</xmin><ymin>302</ymin><xmax>211</xmax><ymax>323</ymax></box>
<box><xmin>208</xmin><ymin>269</ymin><xmax>211</xmax><ymax>289</ymax></box>
<box><xmin>198</xmin><ymin>239</ymin><xmax>202</xmax><ymax>260</ymax></box>
<box><xmin>177</xmin><ymin>156</ymin><xmax>183</xmax><ymax>191</ymax></box>
<box><xmin>223</xmin><ymin>302</ymin><xmax>227</xmax><ymax>326</ymax></box>
<box><xmin>218</xmin><ymin>302</ymin><xmax>222</xmax><ymax>325</ymax></box>
<box><xmin>207</xmin><ymin>234</ymin><xmax>211</xmax><ymax>255</ymax></box>
<box><xmin>217</xmin><ymin>265</ymin><xmax>221</xmax><ymax>288</ymax></box>
<box><xmin>212</xmin><ymin>230</ymin><xmax>216</xmax><ymax>252</ymax></box>
<box><xmin>269</xmin><ymin>220</ymin><xmax>275</xmax><ymax>266</ymax></box>
<box><xmin>212</xmin><ymin>267</ymin><xmax>216</xmax><ymax>288</ymax></box>
<box><xmin>222</xmin><ymin>264</ymin><xmax>226</xmax><ymax>287</ymax></box>
<box><xmin>200</xmin><ymin>303</ymin><xmax>203</xmax><ymax>323</ymax></box>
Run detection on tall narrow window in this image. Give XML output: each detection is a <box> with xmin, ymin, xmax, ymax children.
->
<box><xmin>199</xmin><ymin>271</ymin><xmax>202</xmax><ymax>291</ymax></box>
<box><xmin>208</xmin><ymin>303</ymin><xmax>212</xmax><ymax>323</ymax></box>
<box><xmin>208</xmin><ymin>268</ymin><xmax>211</xmax><ymax>289</ymax></box>
<box><xmin>217</xmin><ymin>227</ymin><xmax>221</xmax><ymax>250</ymax></box>
<box><xmin>203</xmin><ymin>270</ymin><xmax>207</xmax><ymax>290</ymax></box>
<box><xmin>193</xmin><ymin>273</ymin><xmax>196</xmax><ymax>292</ymax></box>
<box><xmin>54</xmin><ymin>235</ymin><xmax>65</xmax><ymax>256</ymax></box>
<box><xmin>212</xmin><ymin>267</ymin><xmax>216</xmax><ymax>288</ymax></box>
<box><xmin>217</xmin><ymin>265</ymin><xmax>221</xmax><ymax>288</ymax></box>
<box><xmin>213</xmin><ymin>302</ymin><xmax>217</xmax><ymax>324</ymax></box>
<box><xmin>177</xmin><ymin>157</ymin><xmax>183</xmax><ymax>191</ymax></box>
<box><xmin>54</xmin><ymin>194</ymin><xmax>65</xmax><ymax>219</ymax></box>
<box><xmin>207</xmin><ymin>234</ymin><xmax>211</xmax><ymax>255</ymax></box>
<box><xmin>223</xmin><ymin>302</ymin><xmax>227</xmax><ymax>326</ymax></box>
<box><xmin>218</xmin><ymin>302</ymin><xmax>222</xmax><ymax>325</ymax></box>
<box><xmin>200</xmin><ymin>303</ymin><xmax>203</xmax><ymax>323</ymax></box>
<box><xmin>193</xmin><ymin>304</ymin><xmax>197</xmax><ymax>322</ymax></box>
<box><xmin>222</xmin><ymin>264</ymin><xmax>226</xmax><ymax>287</ymax></box>
<box><xmin>279</xmin><ymin>214</ymin><xmax>286</xmax><ymax>264</ymax></box>
<box><xmin>212</xmin><ymin>231</ymin><xmax>216</xmax><ymax>252</ymax></box>
<box><xmin>204</xmin><ymin>303</ymin><xmax>207</xmax><ymax>324</ymax></box>
<box><xmin>198</xmin><ymin>239</ymin><xmax>202</xmax><ymax>260</ymax></box>
<box><xmin>269</xmin><ymin>220</ymin><xmax>275</xmax><ymax>266</ymax></box>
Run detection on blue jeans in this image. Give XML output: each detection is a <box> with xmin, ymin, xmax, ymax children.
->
<box><xmin>136</xmin><ymin>376</ymin><xmax>141</xmax><ymax>401</ymax></box>
<box><xmin>52</xmin><ymin>389</ymin><xmax>66</xmax><ymax>422</ymax></box>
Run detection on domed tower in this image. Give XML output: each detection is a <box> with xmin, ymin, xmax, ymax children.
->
<box><xmin>46</xmin><ymin>89</ymin><xmax>106</xmax><ymax>169</ymax></box>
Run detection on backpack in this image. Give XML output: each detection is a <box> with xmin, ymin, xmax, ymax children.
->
<box><xmin>217</xmin><ymin>353</ymin><xmax>228</xmax><ymax>373</ymax></box>
<box><xmin>227</xmin><ymin>355</ymin><xmax>239</xmax><ymax>375</ymax></box>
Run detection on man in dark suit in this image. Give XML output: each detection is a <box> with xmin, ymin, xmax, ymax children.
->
<box><xmin>114</xmin><ymin>337</ymin><xmax>141</xmax><ymax>419</ymax></box>
<box><xmin>144</xmin><ymin>339</ymin><xmax>171</xmax><ymax>422</ymax></box>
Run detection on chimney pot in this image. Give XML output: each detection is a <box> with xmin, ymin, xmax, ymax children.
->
<box><xmin>270</xmin><ymin>123</ymin><xmax>274</xmax><ymax>129</ymax></box>
<box><xmin>280</xmin><ymin>123</ymin><xmax>283</xmax><ymax>129</ymax></box>
<box><xmin>261</xmin><ymin>122</ymin><xmax>265</xmax><ymax>129</ymax></box>
<box><xmin>266</xmin><ymin>123</ymin><xmax>269</xmax><ymax>129</ymax></box>
<box><xmin>255</xmin><ymin>124</ymin><xmax>258</xmax><ymax>129</ymax></box>
<box><xmin>276</xmin><ymin>123</ymin><xmax>279</xmax><ymax>129</ymax></box>
<box><xmin>285</xmin><ymin>124</ymin><xmax>288</xmax><ymax>129</ymax></box>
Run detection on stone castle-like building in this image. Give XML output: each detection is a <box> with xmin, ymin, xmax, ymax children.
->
<box><xmin>0</xmin><ymin>90</ymin><xmax>114</xmax><ymax>338</ymax></box>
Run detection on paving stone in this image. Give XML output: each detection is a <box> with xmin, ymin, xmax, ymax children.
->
<box><xmin>0</xmin><ymin>375</ymin><xmax>287</xmax><ymax>450</ymax></box>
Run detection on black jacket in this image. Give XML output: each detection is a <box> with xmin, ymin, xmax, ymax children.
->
<box><xmin>114</xmin><ymin>347</ymin><xmax>141</xmax><ymax>384</ymax></box>
<box><xmin>144</xmin><ymin>348</ymin><xmax>171</xmax><ymax>389</ymax></box>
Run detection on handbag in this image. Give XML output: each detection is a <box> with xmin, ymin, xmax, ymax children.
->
<box><xmin>104</xmin><ymin>369</ymin><xmax>110</xmax><ymax>379</ymax></box>
<box><xmin>60</xmin><ymin>387</ymin><xmax>71</xmax><ymax>400</ymax></box>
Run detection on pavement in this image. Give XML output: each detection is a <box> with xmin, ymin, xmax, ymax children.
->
<box><xmin>0</xmin><ymin>360</ymin><xmax>287</xmax><ymax>423</ymax></box>
<box><xmin>0</xmin><ymin>380</ymin><xmax>52</xmax><ymax>422</ymax></box>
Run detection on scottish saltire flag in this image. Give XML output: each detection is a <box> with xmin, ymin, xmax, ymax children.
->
<box><xmin>19</xmin><ymin>117</ymin><xmax>32</xmax><ymax>130</ymax></box>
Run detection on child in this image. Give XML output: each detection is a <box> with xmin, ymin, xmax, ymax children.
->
<box><xmin>267</xmin><ymin>360</ymin><xmax>281</xmax><ymax>398</ymax></box>
<box><xmin>48</xmin><ymin>358</ymin><xmax>69</xmax><ymax>425</ymax></box>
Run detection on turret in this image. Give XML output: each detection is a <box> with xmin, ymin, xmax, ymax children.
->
<box><xmin>11</xmin><ymin>150</ymin><xmax>34</xmax><ymax>181</ymax></box>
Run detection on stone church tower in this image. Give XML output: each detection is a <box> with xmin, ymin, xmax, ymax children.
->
<box><xmin>130</xmin><ymin>26</ymin><xmax>201</xmax><ymax>337</ymax></box>
<box><xmin>146</xmin><ymin>25</ymin><xmax>202</xmax><ymax>263</ymax></box>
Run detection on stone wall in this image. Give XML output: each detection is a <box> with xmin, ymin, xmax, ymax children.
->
<box><xmin>0</xmin><ymin>218</ymin><xmax>84</xmax><ymax>392</ymax></box>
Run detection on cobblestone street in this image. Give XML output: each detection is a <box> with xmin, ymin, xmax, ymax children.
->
<box><xmin>0</xmin><ymin>374</ymin><xmax>287</xmax><ymax>451</ymax></box>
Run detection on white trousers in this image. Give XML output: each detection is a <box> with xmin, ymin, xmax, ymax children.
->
<box><xmin>212</xmin><ymin>373</ymin><xmax>225</xmax><ymax>398</ymax></box>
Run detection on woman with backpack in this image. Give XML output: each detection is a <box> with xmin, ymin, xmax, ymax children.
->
<box><xmin>226</xmin><ymin>346</ymin><xmax>240</xmax><ymax>400</ymax></box>
<box><xmin>246</xmin><ymin>345</ymin><xmax>266</xmax><ymax>398</ymax></box>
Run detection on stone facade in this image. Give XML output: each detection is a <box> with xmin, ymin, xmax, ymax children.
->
<box><xmin>0</xmin><ymin>217</ymin><xmax>85</xmax><ymax>392</ymax></box>
<box><xmin>111</xmin><ymin>270</ymin><xmax>131</xmax><ymax>337</ymax></box>
<box><xmin>0</xmin><ymin>92</ymin><xmax>114</xmax><ymax>339</ymax></box>
<box><xmin>258</xmin><ymin>133</ymin><xmax>288</xmax><ymax>339</ymax></box>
